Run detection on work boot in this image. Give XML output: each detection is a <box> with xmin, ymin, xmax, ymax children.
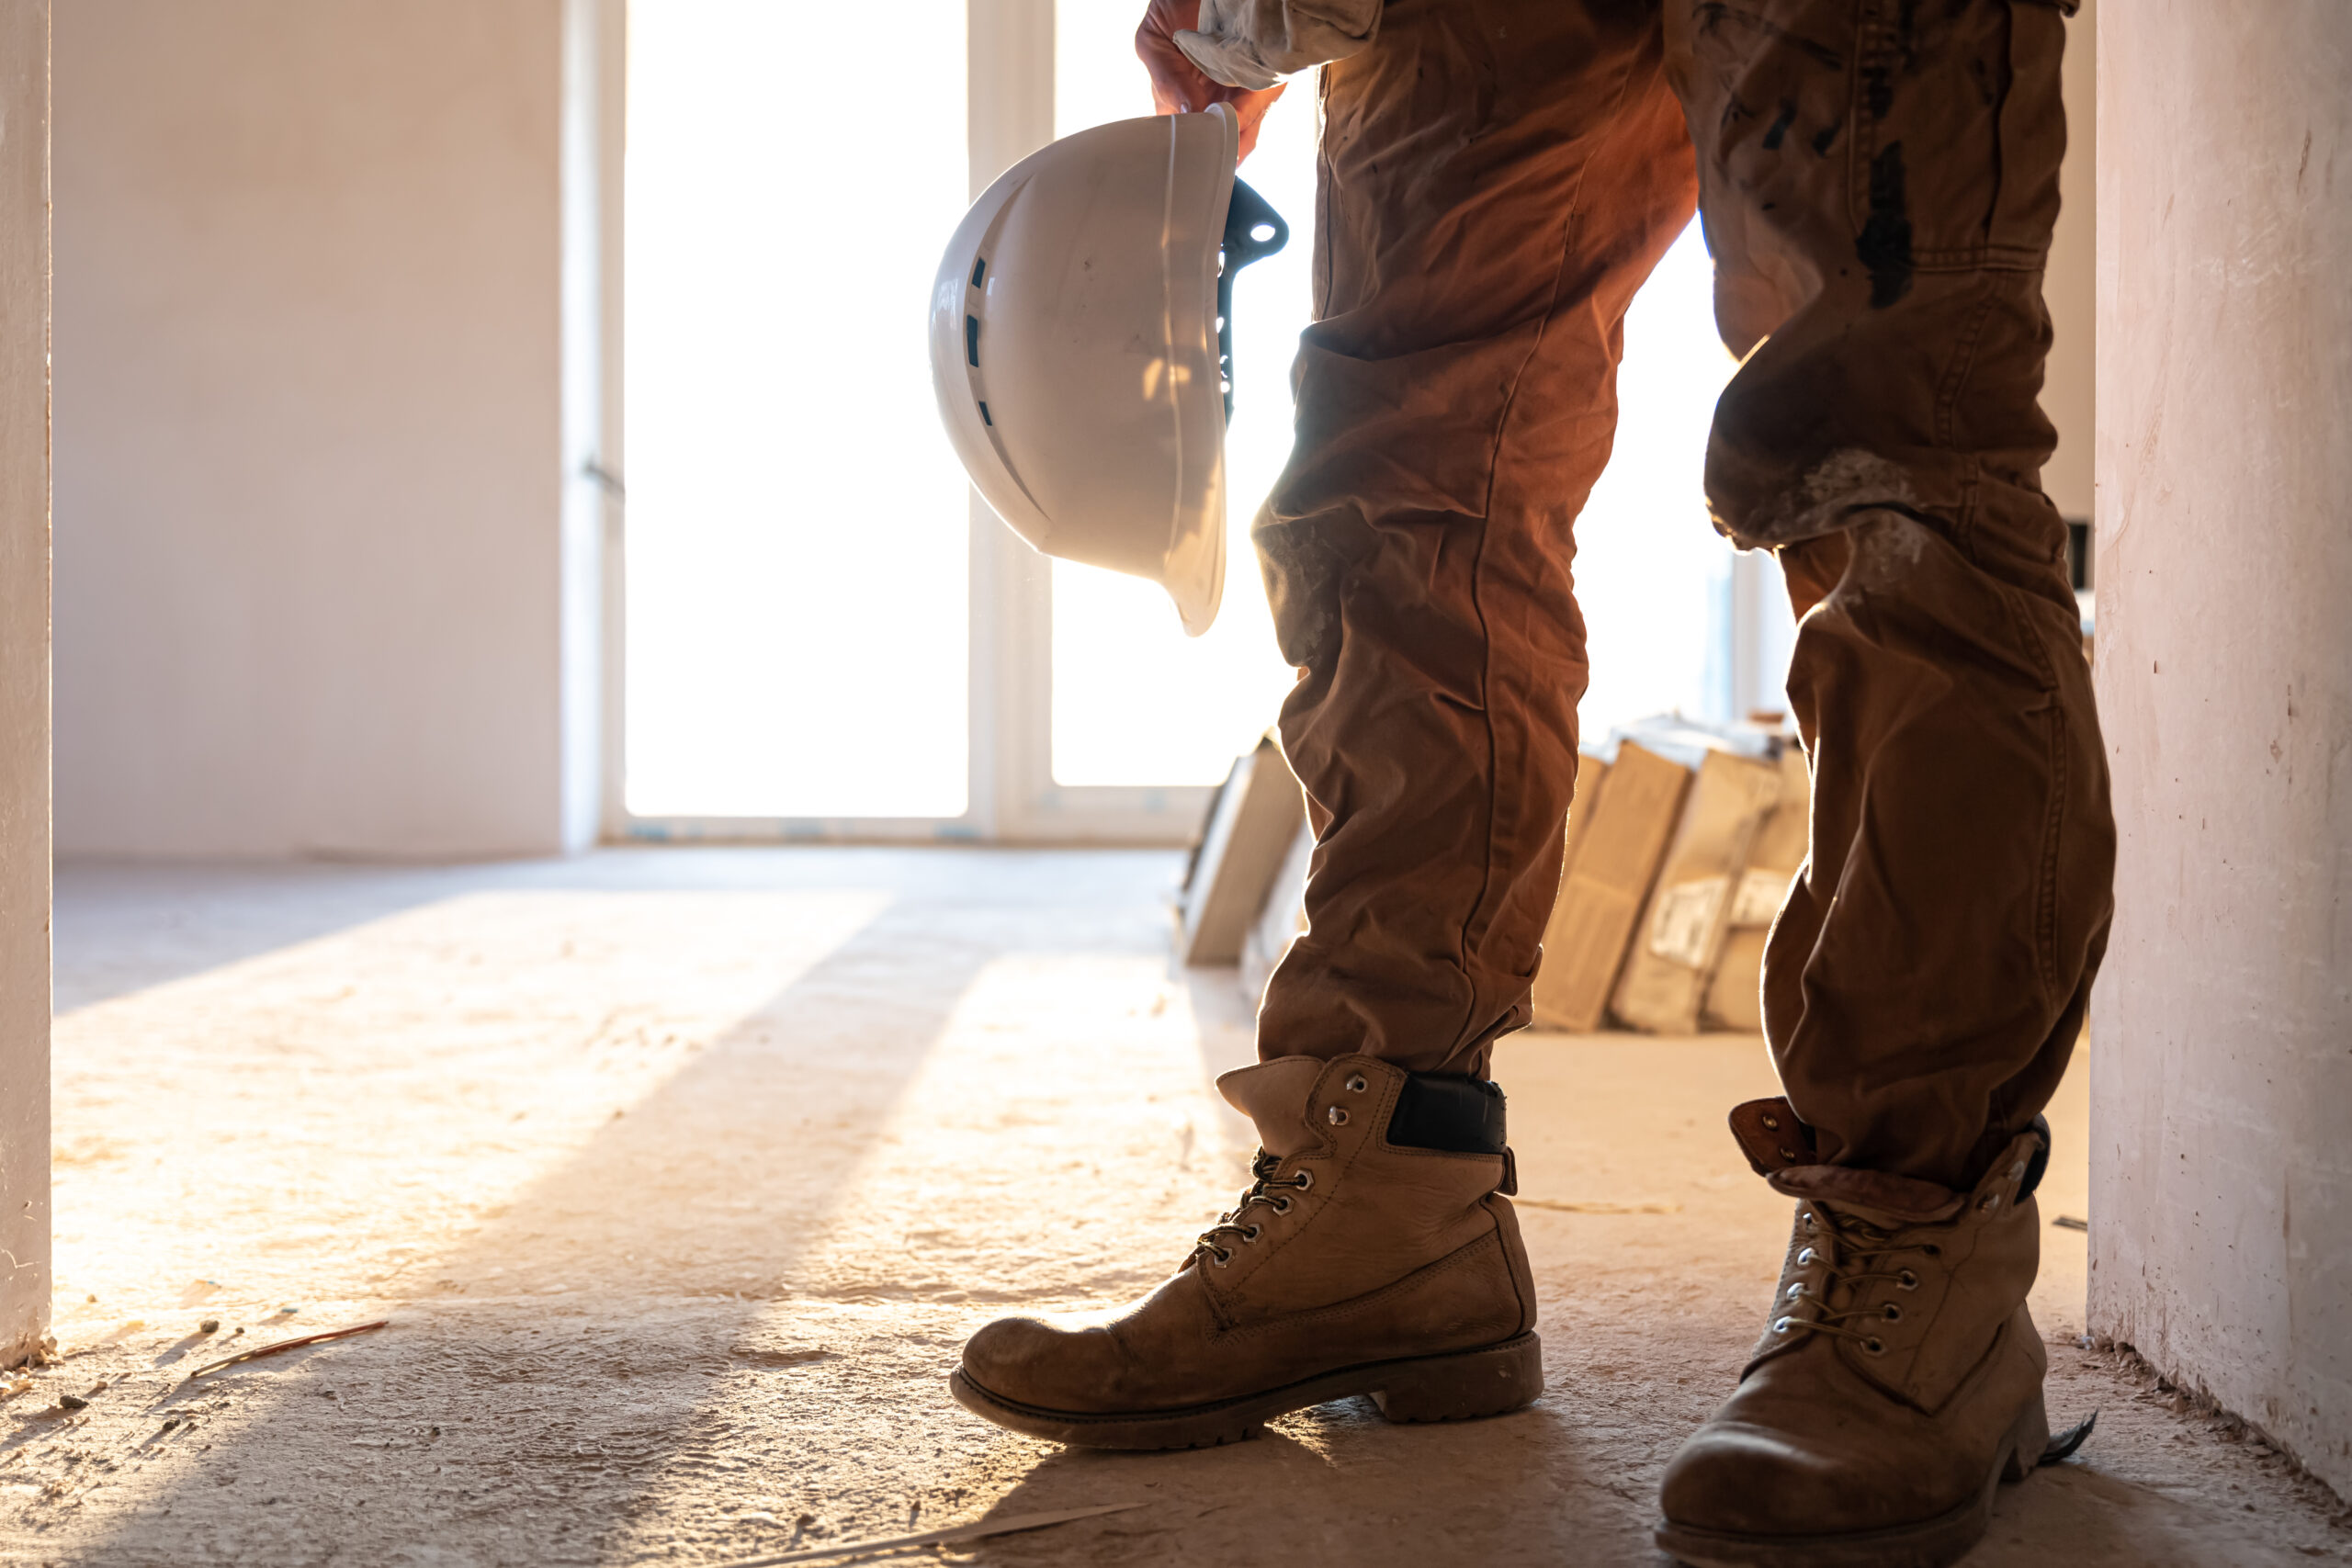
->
<box><xmin>1657</xmin><ymin>1100</ymin><xmax>2075</xmax><ymax>1568</ymax></box>
<box><xmin>950</xmin><ymin>1054</ymin><xmax>1543</xmax><ymax>1449</ymax></box>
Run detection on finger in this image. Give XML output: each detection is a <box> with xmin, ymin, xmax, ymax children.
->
<box><xmin>1136</xmin><ymin>4</ymin><xmax>1216</xmax><ymax>117</ymax></box>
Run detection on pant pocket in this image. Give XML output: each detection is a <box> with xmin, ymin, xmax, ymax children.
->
<box><xmin>1855</xmin><ymin>0</ymin><xmax>2066</xmax><ymax>272</ymax></box>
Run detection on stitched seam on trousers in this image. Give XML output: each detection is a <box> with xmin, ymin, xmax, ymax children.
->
<box><xmin>2034</xmin><ymin>682</ymin><xmax>2067</xmax><ymax>997</ymax></box>
<box><xmin>1847</xmin><ymin>0</ymin><xmax>1879</xmax><ymax>233</ymax></box>
<box><xmin>1914</xmin><ymin>244</ymin><xmax>2045</xmax><ymax>271</ymax></box>
<box><xmin>1987</xmin><ymin>0</ymin><xmax>2015</xmax><ymax>250</ymax></box>
<box><xmin>1447</xmin><ymin>39</ymin><xmax>1653</xmax><ymax>1060</ymax></box>
<box><xmin>1933</xmin><ymin>278</ymin><xmax>2003</xmax><ymax>455</ymax></box>
<box><xmin>1998</xmin><ymin>581</ymin><xmax>2067</xmax><ymax>995</ymax></box>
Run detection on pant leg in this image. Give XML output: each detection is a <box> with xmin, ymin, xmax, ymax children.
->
<box><xmin>1667</xmin><ymin>0</ymin><xmax>2115</xmax><ymax>1187</ymax></box>
<box><xmin>1254</xmin><ymin>0</ymin><xmax>1696</xmax><ymax>1077</ymax></box>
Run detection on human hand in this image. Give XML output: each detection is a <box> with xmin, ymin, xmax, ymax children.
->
<box><xmin>1136</xmin><ymin>0</ymin><xmax>1288</xmax><ymax>163</ymax></box>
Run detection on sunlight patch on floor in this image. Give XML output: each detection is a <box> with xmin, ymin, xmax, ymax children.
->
<box><xmin>778</xmin><ymin>953</ymin><xmax>1256</xmax><ymax>1308</ymax></box>
<box><xmin>45</xmin><ymin>889</ymin><xmax>894</xmax><ymax>1327</ymax></box>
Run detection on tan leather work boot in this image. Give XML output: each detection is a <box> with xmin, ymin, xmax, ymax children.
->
<box><xmin>1657</xmin><ymin>1100</ymin><xmax>2079</xmax><ymax>1568</ymax></box>
<box><xmin>949</xmin><ymin>1054</ymin><xmax>1543</xmax><ymax>1449</ymax></box>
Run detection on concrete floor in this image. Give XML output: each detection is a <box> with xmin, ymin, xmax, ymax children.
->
<box><xmin>3</xmin><ymin>849</ymin><xmax>2346</xmax><ymax>1566</ymax></box>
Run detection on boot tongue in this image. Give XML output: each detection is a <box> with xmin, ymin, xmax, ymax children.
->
<box><xmin>1215</xmin><ymin>1056</ymin><xmax>1329</xmax><ymax>1158</ymax></box>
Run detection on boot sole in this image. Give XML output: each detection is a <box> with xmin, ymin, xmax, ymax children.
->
<box><xmin>948</xmin><ymin>1331</ymin><xmax>1544</xmax><ymax>1450</ymax></box>
<box><xmin>1653</xmin><ymin>1391</ymin><xmax>2052</xmax><ymax>1568</ymax></box>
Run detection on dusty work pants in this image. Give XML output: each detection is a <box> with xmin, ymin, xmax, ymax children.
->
<box><xmin>1253</xmin><ymin>0</ymin><xmax>2114</xmax><ymax>1189</ymax></box>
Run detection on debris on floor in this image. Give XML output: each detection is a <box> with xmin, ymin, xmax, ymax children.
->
<box><xmin>701</xmin><ymin>1502</ymin><xmax>1147</xmax><ymax>1568</ymax></box>
<box><xmin>184</xmin><ymin>1320</ymin><xmax>390</xmax><ymax>1382</ymax></box>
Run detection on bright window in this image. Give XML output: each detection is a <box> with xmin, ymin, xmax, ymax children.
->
<box><xmin>623</xmin><ymin>0</ymin><xmax>971</xmax><ymax>818</ymax></box>
<box><xmin>1576</xmin><ymin>219</ymin><xmax>1751</xmax><ymax>739</ymax></box>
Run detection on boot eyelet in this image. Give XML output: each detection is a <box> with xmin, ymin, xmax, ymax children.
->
<box><xmin>1345</xmin><ymin>1074</ymin><xmax>1368</xmax><ymax>1093</ymax></box>
<box><xmin>1293</xmin><ymin>1170</ymin><xmax>1315</xmax><ymax>1192</ymax></box>
<box><xmin>1897</xmin><ymin>1269</ymin><xmax>1919</xmax><ymax>1290</ymax></box>
<box><xmin>1785</xmin><ymin>1282</ymin><xmax>1806</xmax><ymax>1301</ymax></box>
<box><xmin>1243</xmin><ymin>1224</ymin><xmax>1262</xmax><ymax>1244</ymax></box>
<box><xmin>1777</xmin><ymin>1146</ymin><xmax>1798</xmax><ymax>1161</ymax></box>
<box><xmin>1328</xmin><ymin>1107</ymin><xmax>1349</xmax><ymax>1126</ymax></box>
<box><xmin>1210</xmin><ymin>1248</ymin><xmax>1233</xmax><ymax>1269</ymax></box>
<box><xmin>1268</xmin><ymin>1197</ymin><xmax>1292</xmax><ymax>1216</ymax></box>
<box><xmin>1803</xmin><ymin>1213</ymin><xmax>1818</xmax><ymax>1232</ymax></box>
<box><xmin>1978</xmin><ymin>1193</ymin><xmax>2002</xmax><ymax>1213</ymax></box>
<box><xmin>1796</xmin><ymin>1247</ymin><xmax>1816</xmax><ymax>1267</ymax></box>
<box><xmin>1772</xmin><ymin>1316</ymin><xmax>1795</xmax><ymax>1335</ymax></box>
<box><xmin>1760</xmin><ymin>1113</ymin><xmax>1781</xmax><ymax>1131</ymax></box>
<box><xmin>1882</xmin><ymin>1303</ymin><xmax>1903</xmax><ymax>1322</ymax></box>
<box><xmin>1862</xmin><ymin>1337</ymin><xmax>1886</xmax><ymax>1355</ymax></box>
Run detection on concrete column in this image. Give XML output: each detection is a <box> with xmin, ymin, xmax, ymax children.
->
<box><xmin>0</xmin><ymin>0</ymin><xmax>52</xmax><ymax>1367</ymax></box>
<box><xmin>2092</xmin><ymin>4</ymin><xmax>2352</xmax><ymax>1497</ymax></box>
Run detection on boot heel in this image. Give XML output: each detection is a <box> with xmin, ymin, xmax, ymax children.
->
<box><xmin>1370</xmin><ymin>1334</ymin><xmax>1544</xmax><ymax>1424</ymax></box>
<box><xmin>2000</xmin><ymin>1390</ymin><xmax>2052</xmax><ymax>1483</ymax></box>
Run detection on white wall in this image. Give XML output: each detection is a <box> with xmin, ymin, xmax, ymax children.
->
<box><xmin>51</xmin><ymin>0</ymin><xmax>606</xmax><ymax>859</ymax></box>
<box><xmin>0</xmin><ymin>0</ymin><xmax>52</xmax><ymax>1366</ymax></box>
<box><xmin>2091</xmin><ymin>2</ymin><xmax>2352</xmax><ymax>1498</ymax></box>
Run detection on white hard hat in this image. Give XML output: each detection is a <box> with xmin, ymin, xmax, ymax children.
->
<box><xmin>929</xmin><ymin>104</ymin><xmax>1288</xmax><ymax>637</ymax></box>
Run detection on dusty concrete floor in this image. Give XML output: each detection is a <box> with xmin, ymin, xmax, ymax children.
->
<box><xmin>3</xmin><ymin>849</ymin><xmax>2346</xmax><ymax>1566</ymax></box>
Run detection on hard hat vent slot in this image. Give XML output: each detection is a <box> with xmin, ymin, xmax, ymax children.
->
<box><xmin>977</xmin><ymin>400</ymin><xmax>992</xmax><ymax>427</ymax></box>
<box><xmin>970</xmin><ymin>256</ymin><xmax>988</xmax><ymax>288</ymax></box>
<box><xmin>965</xmin><ymin>315</ymin><xmax>981</xmax><ymax>368</ymax></box>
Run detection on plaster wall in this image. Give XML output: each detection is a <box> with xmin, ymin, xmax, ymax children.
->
<box><xmin>0</xmin><ymin>0</ymin><xmax>52</xmax><ymax>1365</ymax></box>
<box><xmin>2090</xmin><ymin>2</ymin><xmax>2352</xmax><ymax>1497</ymax></box>
<box><xmin>51</xmin><ymin>0</ymin><xmax>602</xmax><ymax>859</ymax></box>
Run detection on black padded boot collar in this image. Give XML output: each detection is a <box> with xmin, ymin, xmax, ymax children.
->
<box><xmin>1386</xmin><ymin>1072</ymin><xmax>1507</xmax><ymax>1156</ymax></box>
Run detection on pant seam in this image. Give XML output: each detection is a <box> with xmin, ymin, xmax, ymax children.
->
<box><xmin>1914</xmin><ymin>245</ymin><xmax>2046</xmax><ymax>272</ymax></box>
<box><xmin>1997</xmin><ymin>581</ymin><xmax>2068</xmax><ymax>995</ymax></box>
<box><xmin>1451</xmin><ymin>35</ymin><xmax>1655</xmax><ymax>1062</ymax></box>
<box><xmin>1847</xmin><ymin>0</ymin><xmax>1881</xmax><ymax>233</ymax></box>
<box><xmin>1933</xmin><ymin>278</ymin><xmax>2001</xmax><ymax>455</ymax></box>
<box><xmin>2036</xmin><ymin>700</ymin><xmax>2068</xmax><ymax>996</ymax></box>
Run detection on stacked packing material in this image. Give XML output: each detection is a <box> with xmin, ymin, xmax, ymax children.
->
<box><xmin>1240</xmin><ymin>819</ymin><xmax>1315</xmax><ymax>1004</ymax></box>
<box><xmin>1530</xmin><ymin>746</ymin><xmax>1689</xmax><ymax>1032</ymax></box>
<box><xmin>1607</xmin><ymin>716</ymin><xmax>1785</xmax><ymax>1034</ymax></box>
<box><xmin>1531</xmin><ymin>714</ymin><xmax>1809</xmax><ymax>1036</ymax></box>
<box><xmin>1178</xmin><ymin>733</ymin><xmax>1307</xmax><ymax>966</ymax></box>
<box><xmin>1702</xmin><ymin>745</ymin><xmax>1812</xmax><ymax>1032</ymax></box>
<box><xmin>1176</xmin><ymin>734</ymin><xmax>1317</xmax><ymax>1012</ymax></box>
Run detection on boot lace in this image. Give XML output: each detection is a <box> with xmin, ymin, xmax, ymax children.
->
<box><xmin>1193</xmin><ymin>1150</ymin><xmax>1314</xmax><ymax>1269</ymax></box>
<box><xmin>1770</xmin><ymin>1206</ymin><xmax>1939</xmax><ymax>1357</ymax></box>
